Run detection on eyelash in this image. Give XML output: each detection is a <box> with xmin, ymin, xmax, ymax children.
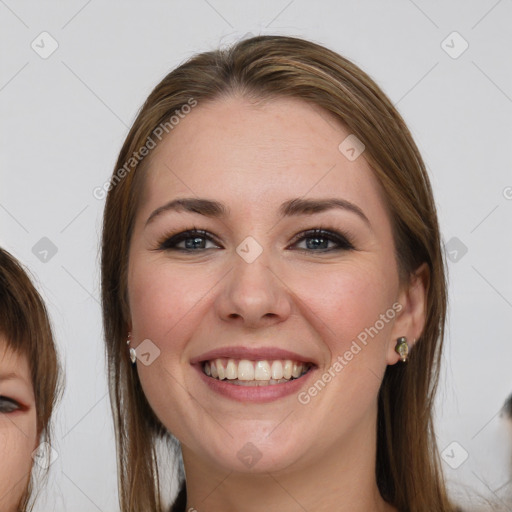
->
<box><xmin>0</xmin><ymin>396</ymin><xmax>22</xmax><ymax>414</ymax></box>
<box><xmin>155</xmin><ymin>226</ymin><xmax>355</xmax><ymax>253</ymax></box>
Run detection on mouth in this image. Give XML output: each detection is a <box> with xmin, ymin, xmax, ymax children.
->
<box><xmin>191</xmin><ymin>346</ymin><xmax>318</xmax><ymax>402</ymax></box>
<box><xmin>201</xmin><ymin>358</ymin><xmax>314</xmax><ymax>387</ymax></box>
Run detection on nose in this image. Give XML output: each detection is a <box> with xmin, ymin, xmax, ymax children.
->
<box><xmin>214</xmin><ymin>246</ymin><xmax>292</xmax><ymax>329</ymax></box>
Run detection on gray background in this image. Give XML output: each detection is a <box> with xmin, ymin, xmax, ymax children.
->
<box><xmin>1</xmin><ymin>1</ymin><xmax>511</xmax><ymax>510</ymax></box>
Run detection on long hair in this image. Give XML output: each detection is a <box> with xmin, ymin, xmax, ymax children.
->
<box><xmin>0</xmin><ymin>247</ymin><xmax>61</xmax><ymax>511</ymax></box>
<box><xmin>101</xmin><ymin>35</ymin><xmax>453</xmax><ymax>511</ymax></box>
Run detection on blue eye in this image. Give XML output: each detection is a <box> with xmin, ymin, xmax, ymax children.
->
<box><xmin>157</xmin><ymin>228</ymin><xmax>354</xmax><ymax>253</ymax></box>
<box><xmin>290</xmin><ymin>229</ymin><xmax>354</xmax><ymax>252</ymax></box>
<box><xmin>0</xmin><ymin>396</ymin><xmax>21</xmax><ymax>414</ymax></box>
<box><xmin>157</xmin><ymin>229</ymin><xmax>221</xmax><ymax>251</ymax></box>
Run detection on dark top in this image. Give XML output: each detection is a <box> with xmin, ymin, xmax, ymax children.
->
<box><xmin>170</xmin><ymin>482</ymin><xmax>187</xmax><ymax>512</ymax></box>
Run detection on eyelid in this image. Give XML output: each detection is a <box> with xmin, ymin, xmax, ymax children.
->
<box><xmin>0</xmin><ymin>396</ymin><xmax>24</xmax><ymax>413</ymax></box>
<box><xmin>288</xmin><ymin>228</ymin><xmax>355</xmax><ymax>250</ymax></box>
<box><xmin>155</xmin><ymin>225</ymin><xmax>355</xmax><ymax>252</ymax></box>
<box><xmin>155</xmin><ymin>227</ymin><xmax>222</xmax><ymax>251</ymax></box>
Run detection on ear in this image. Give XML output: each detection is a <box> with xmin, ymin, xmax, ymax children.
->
<box><xmin>386</xmin><ymin>262</ymin><xmax>430</xmax><ymax>365</ymax></box>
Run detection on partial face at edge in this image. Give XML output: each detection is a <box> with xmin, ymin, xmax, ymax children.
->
<box><xmin>0</xmin><ymin>335</ymin><xmax>37</xmax><ymax>511</ymax></box>
<box><xmin>126</xmin><ymin>95</ymin><xmax>412</xmax><ymax>474</ymax></box>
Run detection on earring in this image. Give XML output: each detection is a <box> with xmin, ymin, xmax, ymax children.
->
<box><xmin>394</xmin><ymin>336</ymin><xmax>409</xmax><ymax>362</ymax></box>
<box><xmin>127</xmin><ymin>332</ymin><xmax>137</xmax><ymax>364</ymax></box>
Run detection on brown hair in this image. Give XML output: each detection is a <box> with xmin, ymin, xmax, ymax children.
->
<box><xmin>0</xmin><ymin>247</ymin><xmax>61</xmax><ymax>511</ymax></box>
<box><xmin>101</xmin><ymin>35</ymin><xmax>454</xmax><ymax>511</ymax></box>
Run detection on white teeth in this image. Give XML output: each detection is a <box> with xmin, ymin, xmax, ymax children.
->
<box><xmin>271</xmin><ymin>360</ymin><xmax>283</xmax><ymax>380</ymax></box>
<box><xmin>226</xmin><ymin>359</ymin><xmax>237</xmax><ymax>380</ymax></box>
<box><xmin>232</xmin><ymin>378</ymin><xmax>293</xmax><ymax>386</ymax></box>
<box><xmin>254</xmin><ymin>361</ymin><xmax>271</xmax><ymax>381</ymax></box>
<box><xmin>217</xmin><ymin>361</ymin><xmax>226</xmax><ymax>380</ymax></box>
<box><xmin>292</xmin><ymin>362</ymin><xmax>301</xmax><ymax>378</ymax></box>
<box><xmin>203</xmin><ymin>358</ymin><xmax>311</xmax><ymax>384</ymax></box>
<box><xmin>283</xmin><ymin>360</ymin><xmax>293</xmax><ymax>379</ymax></box>
<box><xmin>238</xmin><ymin>360</ymin><xmax>255</xmax><ymax>381</ymax></box>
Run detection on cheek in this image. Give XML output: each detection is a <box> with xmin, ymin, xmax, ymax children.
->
<box><xmin>0</xmin><ymin>413</ymin><xmax>37</xmax><ymax>508</ymax></box>
<box><xmin>128</xmin><ymin>259</ymin><xmax>209</xmax><ymax>343</ymax></box>
<box><xmin>293</xmin><ymin>262</ymin><xmax>397</xmax><ymax>350</ymax></box>
<box><xmin>292</xmin><ymin>265</ymin><xmax>398</xmax><ymax>428</ymax></box>
<box><xmin>128</xmin><ymin>259</ymin><xmax>214</xmax><ymax>427</ymax></box>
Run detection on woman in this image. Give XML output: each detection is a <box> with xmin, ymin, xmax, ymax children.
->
<box><xmin>101</xmin><ymin>35</ymin><xmax>458</xmax><ymax>511</ymax></box>
<box><xmin>0</xmin><ymin>248</ymin><xmax>61</xmax><ymax>512</ymax></box>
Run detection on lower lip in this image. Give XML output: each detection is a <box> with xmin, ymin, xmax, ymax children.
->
<box><xmin>193</xmin><ymin>364</ymin><xmax>316</xmax><ymax>403</ymax></box>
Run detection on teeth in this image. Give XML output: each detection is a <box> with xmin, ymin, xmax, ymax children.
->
<box><xmin>271</xmin><ymin>360</ymin><xmax>283</xmax><ymax>380</ymax></box>
<box><xmin>226</xmin><ymin>359</ymin><xmax>237</xmax><ymax>380</ymax></box>
<box><xmin>203</xmin><ymin>358</ymin><xmax>311</xmax><ymax>384</ymax></box>
<box><xmin>254</xmin><ymin>361</ymin><xmax>271</xmax><ymax>380</ymax></box>
<box><xmin>238</xmin><ymin>360</ymin><xmax>254</xmax><ymax>381</ymax></box>
<box><xmin>283</xmin><ymin>360</ymin><xmax>293</xmax><ymax>379</ymax></box>
<box><xmin>231</xmin><ymin>378</ymin><xmax>294</xmax><ymax>386</ymax></box>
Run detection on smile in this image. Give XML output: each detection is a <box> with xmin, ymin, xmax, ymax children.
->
<box><xmin>202</xmin><ymin>358</ymin><xmax>312</xmax><ymax>386</ymax></box>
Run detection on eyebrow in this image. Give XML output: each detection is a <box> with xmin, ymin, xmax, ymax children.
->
<box><xmin>145</xmin><ymin>197</ymin><xmax>371</xmax><ymax>228</ymax></box>
<box><xmin>0</xmin><ymin>372</ymin><xmax>24</xmax><ymax>383</ymax></box>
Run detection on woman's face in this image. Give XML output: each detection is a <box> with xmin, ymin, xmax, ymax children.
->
<box><xmin>0</xmin><ymin>336</ymin><xmax>37</xmax><ymax>511</ymax></box>
<box><xmin>127</xmin><ymin>96</ymin><xmax>423</xmax><ymax>474</ymax></box>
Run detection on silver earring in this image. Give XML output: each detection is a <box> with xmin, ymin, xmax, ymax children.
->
<box><xmin>127</xmin><ymin>333</ymin><xmax>137</xmax><ymax>364</ymax></box>
<box><xmin>394</xmin><ymin>336</ymin><xmax>409</xmax><ymax>362</ymax></box>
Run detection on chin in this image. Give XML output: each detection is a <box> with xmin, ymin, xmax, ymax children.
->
<box><xmin>212</xmin><ymin>445</ymin><xmax>304</xmax><ymax>474</ymax></box>
<box><xmin>183</xmin><ymin>425</ymin><xmax>312</xmax><ymax>475</ymax></box>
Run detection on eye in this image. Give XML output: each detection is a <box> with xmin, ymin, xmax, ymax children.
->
<box><xmin>289</xmin><ymin>229</ymin><xmax>355</xmax><ymax>252</ymax></box>
<box><xmin>155</xmin><ymin>227</ymin><xmax>355</xmax><ymax>253</ymax></box>
<box><xmin>156</xmin><ymin>229</ymin><xmax>222</xmax><ymax>251</ymax></box>
<box><xmin>0</xmin><ymin>396</ymin><xmax>22</xmax><ymax>414</ymax></box>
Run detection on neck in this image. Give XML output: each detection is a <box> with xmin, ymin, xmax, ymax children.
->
<box><xmin>180</xmin><ymin>411</ymin><xmax>396</xmax><ymax>512</ymax></box>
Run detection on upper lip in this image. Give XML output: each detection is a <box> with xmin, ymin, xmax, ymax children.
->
<box><xmin>190</xmin><ymin>346</ymin><xmax>318</xmax><ymax>366</ymax></box>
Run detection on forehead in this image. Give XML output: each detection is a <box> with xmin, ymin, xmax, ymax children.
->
<box><xmin>0</xmin><ymin>334</ymin><xmax>31</xmax><ymax>386</ymax></box>
<box><xmin>139</xmin><ymin>95</ymin><xmax>390</xmax><ymax>225</ymax></box>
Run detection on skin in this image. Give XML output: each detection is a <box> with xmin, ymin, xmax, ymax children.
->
<box><xmin>127</xmin><ymin>95</ymin><xmax>428</xmax><ymax>512</ymax></box>
<box><xmin>0</xmin><ymin>335</ymin><xmax>38</xmax><ymax>512</ymax></box>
